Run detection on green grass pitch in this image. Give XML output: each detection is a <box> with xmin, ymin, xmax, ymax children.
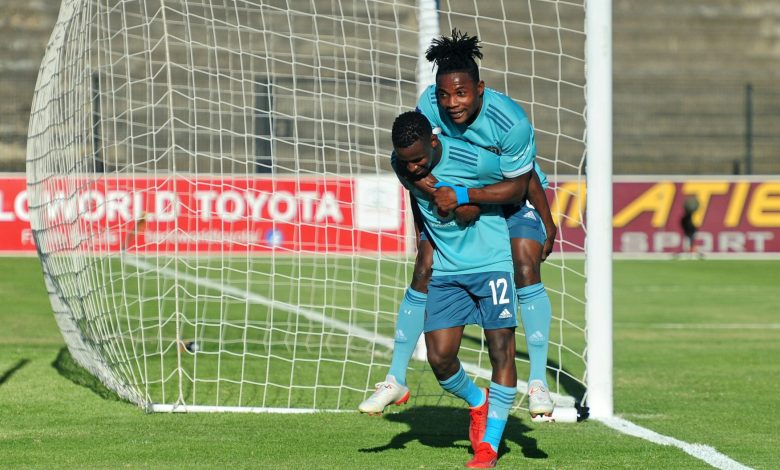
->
<box><xmin>0</xmin><ymin>256</ymin><xmax>777</xmax><ymax>469</ymax></box>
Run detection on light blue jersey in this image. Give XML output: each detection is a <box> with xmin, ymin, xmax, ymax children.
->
<box><xmin>395</xmin><ymin>136</ymin><xmax>526</xmax><ymax>276</ymax></box>
<box><xmin>417</xmin><ymin>85</ymin><xmax>548</xmax><ymax>189</ymax></box>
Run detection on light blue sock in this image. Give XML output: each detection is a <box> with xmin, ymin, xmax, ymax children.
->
<box><xmin>439</xmin><ymin>365</ymin><xmax>485</xmax><ymax>408</ymax></box>
<box><xmin>483</xmin><ymin>382</ymin><xmax>516</xmax><ymax>452</ymax></box>
<box><xmin>388</xmin><ymin>287</ymin><xmax>426</xmax><ymax>386</ymax></box>
<box><xmin>518</xmin><ymin>283</ymin><xmax>552</xmax><ymax>387</ymax></box>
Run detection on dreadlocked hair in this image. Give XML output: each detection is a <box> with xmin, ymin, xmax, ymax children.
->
<box><xmin>425</xmin><ymin>29</ymin><xmax>482</xmax><ymax>81</ymax></box>
<box><xmin>392</xmin><ymin>111</ymin><xmax>432</xmax><ymax>149</ymax></box>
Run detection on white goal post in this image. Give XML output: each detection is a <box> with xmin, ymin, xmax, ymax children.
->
<box><xmin>585</xmin><ymin>0</ymin><xmax>614</xmax><ymax>419</ymax></box>
<box><xmin>26</xmin><ymin>0</ymin><xmax>611</xmax><ymax>416</ymax></box>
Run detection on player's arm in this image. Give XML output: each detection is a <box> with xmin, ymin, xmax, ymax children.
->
<box><xmin>433</xmin><ymin>171</ymin><xmax>530</xmax><ymax>212</ymax></box>
<box><xmin>409</xmin><ymin>193</ymin><xmax>425</xmax><ymax>243</ymax></box>
<box><xmin>391</xmin><ymin>151</ymin><xmax>481</xmax><ymax>225</ymax></box>
<box><xmin>528</xmin><ymin>170</ymin><xmax>557</xmax><ymax>261</ymax></box>
<box><xmin>411</xmin><ymin>173</ymin><xmax>481</xmax><ymax>225</ymax></box>
<box><xmin>505</xmin><ymin>120</ymin><xmax>556</xmax><ymax>260</ymax></box>
<box><xmin>502</xmin><ymin>121</ymin><xmax>558</xmax><ymax>260</ymax></box>
<box><xmin>432</xmin><ymin>121</ymin><xmax>536</xmax><ymax>211</ymax></box>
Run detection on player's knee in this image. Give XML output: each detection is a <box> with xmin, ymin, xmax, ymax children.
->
<box><xmin>426</xmin><ymin>349</ymin><xmax>447</xmax><ymax>369</ymax></box>
<box><xmin>411</xmin><ymin>245</ymin><xmax>434</xmax><ymax>291</ymax></box>
<box><xmin>487</xmin><ymin>333</ymin><xmax>515</xmax><ymax>369</ymax></box>
<box><xmin>513</xmin><ymin>261</ymin><xmax>540</xmax><ymax>286</ymax></box>
<box><xmin>427</xmin><ymin>349</ymin><xmax>457</xmax><ymax>378</ymax></box>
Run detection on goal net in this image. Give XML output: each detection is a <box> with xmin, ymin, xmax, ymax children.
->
<box><xmin>26</xmin><ymin>0</ymin><xmax>587</xmax><ymax>413</ymax></box>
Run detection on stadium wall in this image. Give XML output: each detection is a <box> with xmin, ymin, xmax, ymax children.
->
<box><xmin>2</xmin><ymin>174</ymin><xmax>779</xmax><ymax>256</ymax></box>
<box><xmin>2</xmin><ymin>1</ymin><xmax>780</xmax><ymax>174</ymax></box>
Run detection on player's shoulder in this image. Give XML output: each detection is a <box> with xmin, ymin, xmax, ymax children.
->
<box><xmin>440</xmin><ymin>134</ymin><xmax>493</xmax><ymax>158</ymax></box>
<box><xmin>483</xmin><ymin>88</ymin><xmax>529</xmax><ymax>130</ymax></box>
<box><xmin>416</xmin><ymin>84</ymin><xmax>438</xmax><ymax>112</ymax></box>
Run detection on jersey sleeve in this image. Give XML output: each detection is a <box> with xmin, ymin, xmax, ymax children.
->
<box><xmin>415</xmin><ymin>85</ymin><xmax>442</xmax><ymax>129</ymax></box>
<box><xmin>498</xmin><ymin>119</ymin><xmax>536</xmax><ymax>178</ymax></box>
<box><xmin>533</xmin><ymin>162</ymin><xmax>549</xmax><ymax>189</ymax></box>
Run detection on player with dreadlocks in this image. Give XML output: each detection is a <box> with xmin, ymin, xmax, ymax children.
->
<box><xmin>359</xmin><ymin>28</ymin><xmax>556</xmax><ymax>457</ymax></box>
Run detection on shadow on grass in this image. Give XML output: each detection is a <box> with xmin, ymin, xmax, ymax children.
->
<box><xmin>0</xmin><ymin>359</ymin><xmax>30</xmax><ymax>386</ymax></box>
<box><xmin>358</xmin><ymin>405</ymin><xmax>547</xmax><ymax>460</ymax></box>
<box><xmin>51</xmin><ymin>347</ymin><xmax>123</xmax><ymax>402</ymax></box>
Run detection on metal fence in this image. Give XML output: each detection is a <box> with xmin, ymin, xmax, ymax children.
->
<box><xmin>614</xmin><ymin>79</ymin><xmax>780</xmax><ymax>175</ymax></box>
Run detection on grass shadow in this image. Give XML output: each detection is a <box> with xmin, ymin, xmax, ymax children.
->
<box><xmin>51</xmin><ymin>347</ymin><xmax>124</xmax><ymax>402</ymax></box>
<box><xmin>358</xmin><ymin>405</ymin><xmax>547</xmax><ymax>460</ymax></box>
<box><xmin>0</xmin><ymin>359</ymin><xmax>30</xmax><ymax>386</ymax></box>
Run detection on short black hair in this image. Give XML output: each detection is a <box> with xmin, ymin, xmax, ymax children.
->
<box><xmin>391</xmin><ymin>111</ymin><xmax>432</xmax><ymax>149</ymax></box>
<box><xmin>425</xmin><ymin>29</ymin><xmax>483</xmax><ymax>82</ymax></box>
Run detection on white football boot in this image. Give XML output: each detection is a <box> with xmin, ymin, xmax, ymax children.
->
<box><xmin>358</xmin><ymin>375</ymin><xmax>410</xmax><ymax>415</ymax></box>
<box><xmin>528</xmin><ymin>379</ymin><xmax>555</xmax><ymax>421</ymax></box>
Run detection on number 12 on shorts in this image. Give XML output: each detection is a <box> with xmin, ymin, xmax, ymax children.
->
<box><xmin>489</xmin><ymin>277</ymin><xmax>511</xmax><ymax>305</ymax></box>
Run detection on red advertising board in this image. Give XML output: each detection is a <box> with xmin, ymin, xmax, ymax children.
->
<box><xmin>0</xmin><ymin>175</ymin><xmax>407</xmax><ymax>254</ymax></box>
<box><xmin>549</xmin><ymin>178</ymin><xmax>780</xmax><ymax>254</ymax></box>
<box><xmin>2</xmin><ymin>175</ymin><xmax>779</xmax><ymax>255</ymax></box>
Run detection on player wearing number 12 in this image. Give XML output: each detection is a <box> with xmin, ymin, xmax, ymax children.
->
<box><xmin>358</xmin><ymin>31</ymin><xmax>557</xmax><ymax>421</ymax></box>
<box><xmin>391</xmin><ymin>111</ymin><xmax>533</xmax><ymax>468</ymax></box>
<box><xmin>417</xmin><ymin>31</ymin><xmax>558</xmax><ymax>419</ymax></box>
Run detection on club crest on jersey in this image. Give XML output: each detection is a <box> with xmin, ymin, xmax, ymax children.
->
<box><xmin>485</xmin><ymin>145</ymin><xmax>501</xmax><ymax>155</ymax></box>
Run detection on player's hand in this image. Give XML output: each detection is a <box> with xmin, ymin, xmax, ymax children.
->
<box><xmin>412</xmin><ymin>174</ymin><xmax>438</xmax><ymax>195</ymax></box>
<box><xmin>454</xmin><ymin>204</ymin><xmax>481</xmax><ymax>226</ymax></box>
<box><xmin>541</xmin><ymin>222</ymin><xmax>557</xmax><ymax>262</ymax></box>
<box><xmin>432</xmin><ymin>186</ymin><xmax>459</xmax><ymax>213</ymax></box>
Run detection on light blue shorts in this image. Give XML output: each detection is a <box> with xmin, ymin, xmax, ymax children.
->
<box><xmin>504</xmin><ymin>204</ymin><xmax>546</xmax><ymax>244</ymax></box>
<box><xmin>425</xmin><ymin>271</ymin><xmax>518</xmax><ymax>332</ymax></box>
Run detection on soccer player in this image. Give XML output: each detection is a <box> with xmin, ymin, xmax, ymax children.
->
<box><xmin>391</xmin><ymin>111</ymin><xmax>530</xmax><ymax>467</ymax></box>
<box><xmin>358</xmin><ymin>30</ymin><xmax>557</xmax><ymax>419</ymax></box>
<box><xmin>680</xmin><ymin>195</ymin><xmax>700</xmax><ymax>257</ymax></box>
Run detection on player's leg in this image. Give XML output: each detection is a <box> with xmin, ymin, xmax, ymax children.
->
<box><xmin>470</xmin><ymin>327</ymin><xmax>517</xmax><ymax>466</ymax></box>
<box><xmin>427</xmin><ymin>326</ymin><xmax>485</xmax><ymax>403</ymax></box>
<box><xmin>427</xmin><ymin>325</ymin><xmax>489</xmax><ymax>452</ymax></box>
<box><xmin>684</xmin><ymin>224</ymin><xmax>698</xmax><ymax>255</ymax></box>
<box><xmin>507</xmin><ymin>206</ymin><xmax>554</xmax><ymax>418</ymax></box>
<box><xmin>389</xmin><ymin>238</ymin><xmax>433</xmax><ymax>383</ymax></box>
<box><xmin>358</xmin><ymin>239</ymin><xmax>432</xmax><ymax>414</ymax></box>
<box><xmin>425</xmin><ymin>275</ymin><xmax>484</xmax><ymax>406</ymax></box>
<box><xmin>428</xmin><ymin>326</ymin><xmax>489</xmax><ymax>449</ymax></box>
<box><xmin>469</xmin><ymin>271</ymin><xmax>518</xmax><ymax>468</ymax></box>
<box><xmin>426</xmin><ymin>275</ymin><xmax>488</xmax><ymax>453</ymax></box>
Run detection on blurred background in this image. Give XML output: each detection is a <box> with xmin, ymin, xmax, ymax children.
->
<box><xmin>1</xmin><ymin>0</ymin><xmax>779</xmax><ymax>175</ymax></box>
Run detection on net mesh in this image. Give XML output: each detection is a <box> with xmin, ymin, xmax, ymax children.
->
<box><xmin>26</xmin><ymin>0</ymin><xmax>587</xmax><ymax>412</ymax></box>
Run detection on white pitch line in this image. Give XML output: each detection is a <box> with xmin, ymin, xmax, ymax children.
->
<box><xmin>617</xmin><ymin>322</ymin><xmax>780</xmax><ymax>330</ymax></box>
<box><xmin>124</xmin><ymin>257</ymin><xmax>394</xmax><ymax>350</ymax></box>
<box><xmin>123</xmin><ymin>256</ymin><xmax>567</xmax><ymax>402</ymax></box>
<box><xmin>126</xmin><ymin>256</ymin><xmax>751</xmax><ymax>469</ymax></box>
<box><xmin>598</xmin><ymin>416</ymin><xmax>753</xmax><ymax>470</ymax></box>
